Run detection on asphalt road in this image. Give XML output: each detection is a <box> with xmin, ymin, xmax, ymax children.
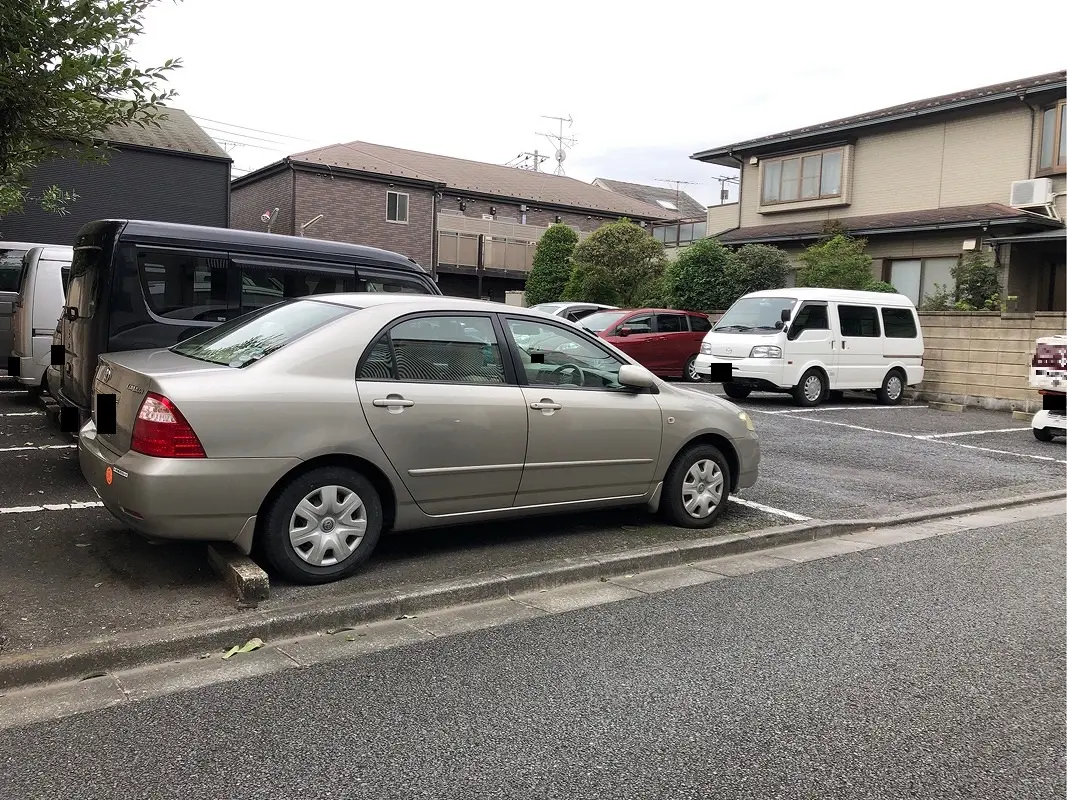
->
<box><xmin>1</xmin><ymin>513</ymin><xmax>1063</xmax><ymax>800</ymax></box>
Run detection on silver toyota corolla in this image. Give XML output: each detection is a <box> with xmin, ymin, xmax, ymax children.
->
<box><xmin>79</xmin><ymin>295</ymin><xmax>760</xmax><ymax>584</ymax></box>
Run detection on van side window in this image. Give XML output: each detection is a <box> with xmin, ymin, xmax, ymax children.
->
<box><xmin>793</xmin><ymin>303</ymin><xmax>829</xmax><ymax>330</ymax></box>
<box><xmin>135</xmin><ymin>248</ymin><xmax>232</xmax><ymax>323</ymax></box>
<box><xmin>838</xmin><ymin>305</ymin><xmax>881</xmax><ymax>337</ymax></box>
<box><xmin>881</xmin><ymin>307</ymin><xmax>918</xmax><ymax>338</ymax></box>
<box><xmin>239</xmin><ymin>266</ymin><xmax>357</xmax><ymax>314</ymax></box>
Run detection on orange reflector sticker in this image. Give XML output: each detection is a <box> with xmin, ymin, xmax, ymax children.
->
<box><xmin>105</xmin><ymin>466</ymin><xmax>113</xmax><ymax>485</ymax></box>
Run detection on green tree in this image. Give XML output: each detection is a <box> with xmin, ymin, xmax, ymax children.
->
<box><xmin>562</xmin><ymin>219</ymin><xmax>667</xmax><ymax>307</ymax></box>
<box><xmin>0</xmin><ymin>0</ymin><xmax>183</xmax><ymax>218</ymax></box>
<box><xmin>866</xmin><ymin>280</ymin><xmax>898</xmax><ymax>293</ymax></box>
<box><xmin>951</xmin><ymin>249</ymin><xmax>1001</xmax><ymax>310</ymax></box>
<box><xmin>662</xmin><ymin>237</ymin><xmax>734</xmax><ymax>311</ymax></box>
<box><xmin>723</xmin><ymin>243</ymin><xmax>790</xmax><ymax>303</ymax></box>
<box><xmin>523</xmin><ymin>223</ymin><xmax>578</xmax><ymax>305</ymax></box>
<box><xmin>796</xmin><ymin>234</ymin><xmax>875</xmax><ymax>290</ymax></box>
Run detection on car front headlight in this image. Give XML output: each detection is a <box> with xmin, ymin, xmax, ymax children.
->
<box><xmin>738</xmin><ymin>411</ymin><xmax>755</xmax><ymax>431</ymax></box>
<box><xmin>749</xmin><ymin>345</ymin><xmax>782</xmax><ymax>358</ymax></box>
<box><xmin>699</xmin><ymin>342</ymin><xmax>713</xmax><ymax>355</ymax></box>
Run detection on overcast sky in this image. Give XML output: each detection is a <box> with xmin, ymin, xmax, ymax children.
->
<box><xmin>128</xmin><ymin>0</ymin><xmax>1064</xmax><ymax>207</ymax></box>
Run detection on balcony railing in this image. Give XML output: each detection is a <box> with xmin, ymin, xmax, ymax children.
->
<box><xmin>436</xmin><ymin>213</ymin><xmax>588</xmax><ymax>273</ymax></box>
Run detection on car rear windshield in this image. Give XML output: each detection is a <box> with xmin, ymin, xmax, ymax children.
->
<box><xmin>0</xmin><ymin>248</ymin><xmax>28</xmax><ymax>293</ymax></box>
<box><xmin>171</xmin><ymin>299</ymin><xmax>355</xmax><ymax>368</ymax></box>
<box><xmin>579</xmin><ymin>311</ymin><xmax>627</xmax><ymax>332</ymax></box>
<box><xmin>531</xmin><ymin>303</ymin><xmax>566</xmax><ymax>313</ymax></box>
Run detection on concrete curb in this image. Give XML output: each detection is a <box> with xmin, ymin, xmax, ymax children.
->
<box><xmin>929</xmin><ymin>401</ymin><xmax>965</xmax><ymax>413</ymax></box>
<box><xmin>207</xmin><ymin>544</ymin><xmax>270</xmax><ymax>607</ymax></box>
<box><xmin>1</xmin><ymin>488</ymin><xmax>1063</xmax><ymax>693</ymax></box>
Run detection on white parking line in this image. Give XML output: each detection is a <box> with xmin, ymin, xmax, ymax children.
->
<box><xmin>0</xmin><ymin>443</ymin><xmax>76</xmax><ymax>453</ymax></box>
<box><xmin>771</xmin><ymin>414</ymin><xmax>1067</xmax><ymax>464</ymax></box>
<box><xmin>729</xmin><ymin>496</ymin><xmax>812</xmax><ymax>522</ymax></box>
<box><xmin>0</xmin><ymin>500</ymin><xmax>103</xmax><ymax>514</ymax></box>
<box><xmin>0</xmin><ymin>411</ymin><xmax>43</xmax><ymax>417</ymax></box>
<box><xmin>919</xmin><ymin>428</ymin><xmax>1028</xmax><ymax>439</ymax></box>
<box><xmin>752</xmin><ymin>405</ymin><xmax>928</xmax><ymax>415</ymax></box>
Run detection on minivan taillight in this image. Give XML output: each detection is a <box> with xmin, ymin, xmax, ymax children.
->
<box><xmin>130</xmin><ymin>393</ymin><xmax>206</xmax><ymax>458</ymax></box>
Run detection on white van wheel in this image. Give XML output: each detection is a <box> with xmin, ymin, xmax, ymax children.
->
<box><xmin>876</xmin><ymin>369</ymin><xmax>906</xmax><ymax>406</ymax></box>
<box><xmin>792</xmin><ymin>369</ymin><xmax>826</xmax><ymax>408</ymax></box>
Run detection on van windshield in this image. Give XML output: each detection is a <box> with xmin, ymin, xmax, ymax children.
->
<box><xmin>172</xmin><ymin>299</ymin><xmax>355</xmax><ymax>368</ymax></box>
<box><xmin>714</xmin><ymin>296</ymin><xmax>797</xmax><ymax>333</ymax></box>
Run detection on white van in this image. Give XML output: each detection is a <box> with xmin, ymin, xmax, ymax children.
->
<box><xmin>694</xmin><ymin>288</ymin><xmax>924</xmax><ymax>407</ymax></box>
<box><xmin>9</xmin><ymin>245</ymin><xmax>73</xmax><ymax>393</ymax></box>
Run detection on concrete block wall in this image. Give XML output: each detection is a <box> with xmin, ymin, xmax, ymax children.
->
<box><xmin>914</xmin><ymin>311</ymin><xmax>1067</xmax><ymax>411</ymax></box>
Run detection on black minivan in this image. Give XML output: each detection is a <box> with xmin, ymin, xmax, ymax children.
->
<box><xmin>56</xmin><ymin>219</ymin><xmax>441</xmax><ymax>422</ymax></box>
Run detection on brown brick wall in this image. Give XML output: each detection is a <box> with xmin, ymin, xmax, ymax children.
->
<box><xmin>230</xmin><ymin>168</ymin><xmax>294</xmax><ymax>235</ymax></box>
<box><xmin>436</xmin><ymin>194</ymin><xmax>646</xmax><ymax>233</ymax></box>
<box><xmin>294</xmin><ymin>171</ymin><xmax>434</xmax><ymax>268</ymax></box>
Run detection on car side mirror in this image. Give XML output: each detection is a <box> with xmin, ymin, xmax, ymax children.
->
<box><xmin>618</xmin><ymin>364</ymin><xmax>656</xmax><ymax>389</ymax></box>
<box><xmin>780</xmin><ymin>308</ymin><xmax>791</xmax><ymax>323</ymax></box>
<box><xmin>616</xmin><ymin>326</ymin><xmax>632</xmax><ymax>337</ymax></box>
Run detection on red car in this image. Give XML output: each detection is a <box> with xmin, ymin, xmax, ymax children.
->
<box><xmin>580</xmin><ymin>308</ymin><xmax>712</xmax><ymax>381</ymax></box>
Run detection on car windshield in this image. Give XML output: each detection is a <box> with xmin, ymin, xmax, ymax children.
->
<box><xmin>531</xmin><ymin>303</ymin><xmax>566</xmax><ymax>313</ymax></box>
<box><xmin>713</xmin><ymin>296</ymin><xmax>797</xmax><ymax>333</ymax></box>
<box><xmin>579</xmin><ymin>311</ymin><xmax>627</xmax><ymax>333</ymax></box>
<box><xmin>171</xmin><ymin>298</ymin><xmax>354</xmax><ymax>368</ymax></box>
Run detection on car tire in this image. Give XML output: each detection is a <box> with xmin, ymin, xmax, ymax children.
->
<box><xmin>876</xmin><ymin>369</ymin><xmax>906</xmax><ymax>406</ymax></box>
<box><xmin>661</xmin><ymin>444</ymin><xmax>732</xmax><ymax>529</ymax></box>
<box><xmin>792</xmin><ymin>368</ymin><xmax>826</xmax><ymax>408</ymax></box>
<box><xmin>722</xmin><ymin>382</ymin><xmax>752</xmax><ymax>400</ymax></box>
<box><xmin>259</xmin><ymin>466</ymin><xmax>384</xmax><ymax>585</ymax></box>
<box><xmin>1034</xmin><ymin>427</ymin><xmax>1055</xmax><ymax>442</ymax></box>
<box><xmin>684</xmin><ymin>356</ymin><xmax>703</xmax><ymax>382</ymax></box>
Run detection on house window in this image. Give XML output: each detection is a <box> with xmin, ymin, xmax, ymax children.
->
<box><xmin>761</xmin><ymin>148</ymin><xmax>843</xmax><ymax>205</ymax></box>
<box><xmin>888</xmin><ymin>257</ymin><xmax>957</xmax><ymax>307</ymax></box>
<box><xmin>387</xmin><ymin>191</ymin><xmax>409</xmax><ymax>224</ymax></box>
<box><xmin>1038</xmin><ymin>99</ymin><xmax>1066</xmax><ymax>174</ymax></box>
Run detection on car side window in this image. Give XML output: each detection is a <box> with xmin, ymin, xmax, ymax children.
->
<box><xmin>793</xmin><ymin>303</ymin><xmax>830</xmax><ymax>331</ymax></box>
<box><xmin>838</xmin><ymin>305</ymin><xmax>881</xmax><ymax>337</ymax></box>
<box><xmin>656</xmin><ymin>313</ymin><xmax>687</xmax><ymax>333</ymax></box>
<box><xmin>689</xmin><ymin>315</ymin><xmax>712</xmax><ymax>333</ymax></box>
<box><xmin>620</xmin><ymin>314</ymin><xmax>652</xmax><ymax>334</ymax></box>
<box><xmin>881</xmin><ymin>307</ymin><xmax>918</xmax><ymax>338</ymax></box>
<box><xmin>506</xmin><ymin>317</ymin><xmax>627</xmax><ymax>390</ymax></box>
<box><xmin>356</xmin><ymin>315</ymin><xmax>506</xmax><ymax>384</ymax></box>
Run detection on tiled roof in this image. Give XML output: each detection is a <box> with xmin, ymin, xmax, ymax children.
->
<box><xmin>286</xmin><ymin>141</ymin><xmax>672</xmax><ymax>219</ymax></box>
<box><xmin>717</xmin><ymin>204</ymin><xmax>1063</xmax><ymax>244</ymax></box>
<box><xmin>694</xmin><ymin>70</ymin><xmax>1067</xmax><ymax>163</ymax></box>
<box><xmin>592</xmin><ymin>178</ymin><xmax>707</xmax><ymax>219</ymax></box>
<box><xmin>99</xmin><ymin>106</ymin><xmax>230</xmax><ymax>160</ymax></box>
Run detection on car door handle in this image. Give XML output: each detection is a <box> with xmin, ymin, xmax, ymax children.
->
<box><xmin>530</xmin><ymin>400</ymin><xmax>562</xmax><ymax>411</ymax></box>
<box><xmin>373</xmin><ymin>397</ymin><xmax>414</xmax><ymax>408</ymax></box>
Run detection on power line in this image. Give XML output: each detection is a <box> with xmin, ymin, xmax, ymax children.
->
<box><xmin>189</xmin><ymin>115</ymin><xmax>310</xmax><ymax>142</ymax></box>
<box><xmin>198</xmin><ymin>125</ymin><xmax>293</xmax><ymax>148</ymax></box>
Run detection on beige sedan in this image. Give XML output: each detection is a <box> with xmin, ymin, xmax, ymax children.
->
<box><xmin>79</xmin><ymin>295</ymin><xmax>760</xmax><ymax>584</ymax></box>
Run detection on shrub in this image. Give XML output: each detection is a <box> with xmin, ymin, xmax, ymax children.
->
<box><xmin>523</xmin><ymin>223</ymin><xmax>579</xmax><ymax>306</ymax></box>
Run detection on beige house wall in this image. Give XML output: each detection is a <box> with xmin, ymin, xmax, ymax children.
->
<box><xmin>914</xmin><ymin>311</ymin><xmax>1067</xmax><ymax>411</ymax></box>
<box><xmin>738</xmin><ymin>103</ymin><xmax>1052</xmax><ymax>229</ymax></box>
<box><xmin>706</xmin><ymin>202</ymin><xmax>740</xmax><ymax>236</ymax></box>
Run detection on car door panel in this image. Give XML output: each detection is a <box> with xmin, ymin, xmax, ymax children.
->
<box><xmin>357</xmin><ymin>314</ymin><xmax>529</xmax><ymax>516</ymax></box>
<box><xmin>786</xmin><ymin>302</ymin><xmax>836</xmax><ymax>388</ymax></box>
<box><xmin>835</xmin><ymin>304</ymin><xmax>883</xmax><ymax>389</ymax></box>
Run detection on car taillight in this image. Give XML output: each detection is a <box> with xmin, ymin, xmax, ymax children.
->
<box><xmin>130</xmin><ymin>393</ymin><xmax>206</xmax><ymax>458</ymax></box>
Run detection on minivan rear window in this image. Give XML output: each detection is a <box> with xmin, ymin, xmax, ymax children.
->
<box><xmin>0</xmin><ymin>249</ymin><xmax>28</xmax><ymax>292</ymax></box>
<box><xmin>171</xmin><ymin>298</ymin><xmax>355</xmax><ymax>368</ymax></box>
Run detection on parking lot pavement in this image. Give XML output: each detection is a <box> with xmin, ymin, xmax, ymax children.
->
<box><xmin>0</xmin><ymin>380</ymin><xmax>779</xmax><ymax>659</ymax></box>
<box><xmin>695</xmin><ymin>385</ymin><xmax>1065</xmax><ymax>519</ymax></box>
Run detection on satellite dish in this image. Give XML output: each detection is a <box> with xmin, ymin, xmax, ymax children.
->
<box><xmin>556</xmin><ymin>149</ymin><xmax>567</xmax><ymax>163</ymax></box>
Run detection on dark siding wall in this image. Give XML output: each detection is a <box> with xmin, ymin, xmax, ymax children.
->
<box><xmin>0</xmin><ymin>148</ymin><xmax>230</xmax><ymax>245</ymax></box>
<box><xmin>293</xmin><ymin>171</ymin><xmax>435</xmax><ymax>269</ymax></box>
<box><xmin>230</xmin><ymin>168</ymin><xmax>294</xmax><ymax>235</ymax></box>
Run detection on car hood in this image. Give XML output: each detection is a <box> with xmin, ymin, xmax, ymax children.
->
<box><xmin>664</xmin><ymin>382</ymin><xmax>743</xmax><ymax>415</ymax></box>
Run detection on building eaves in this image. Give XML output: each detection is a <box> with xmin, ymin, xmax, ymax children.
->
<box><xmin>692</xmin><ymin>70</ymin><xmax>1067</xmax><ymax>166</ymax></box>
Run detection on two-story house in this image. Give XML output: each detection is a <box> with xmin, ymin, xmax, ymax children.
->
<box><xmin>693</xmin><ymin>71</ymin><xmax>1066</xmax><ymax>312</ymax></box>
<box><xmin>230</xmin><ymin>142</ymin><xmax>673</xmax><ymax>299</ymax></box>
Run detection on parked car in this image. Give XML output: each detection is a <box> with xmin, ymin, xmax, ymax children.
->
<box><xmin>56</xmin><ymin>219</ymin><xmax>442</xmax><ymax>427</ymax></box>
<box><xmin>9</xmin><ymin>245</ymin><xmax>73</xmax><ymax>394</ymax></box>
<box><xmin>78</xmin><ymin>294</ymin><xmax>760</xmax><ymax>585</ymax></box>
<box><xmin>1028</xmin><ymin>333</ymin><xmax>1067</xmax><ymax>442</ymax></box>
<box><xmin>0</xmin><ymin>240</ymin><xmax>53</xmax><ymax>374</ymax></box>
<box><xmin>529</xmin><ymin>302</ymin><xmax>618</xmax><ymax>323</ymax></box>
<box><xmin>694</xmin><ymin>288</ymin><xmax>925</xmax><ymax>408</ymax></box>
<box><xmin>579</xmin><ymin>308</ymin><xmax>712</xmax><ymax>381</ymax></box>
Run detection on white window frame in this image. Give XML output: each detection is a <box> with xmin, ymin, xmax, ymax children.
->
<box><xmin>387</xmin><ymin>191</ymin><xmax>410</xmax><ymax>225</ymax></box>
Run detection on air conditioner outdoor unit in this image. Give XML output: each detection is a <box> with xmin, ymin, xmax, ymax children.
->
<box><xmin>1009</xmin><ymin>178</ymin><xmax>1054</xmax><ymax>209</ymax></box>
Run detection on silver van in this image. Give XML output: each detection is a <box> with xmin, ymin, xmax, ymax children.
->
<box><xmin>9</xmin><ymin>245</ymin><xmax>73</xmax><ymax>393</ymax></box>
<box><xmin>0</xmin><ymin>241</ymin><xmax>49</xmax><ymax>373</ymax></box>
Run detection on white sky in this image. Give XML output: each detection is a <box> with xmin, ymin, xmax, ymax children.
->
<box><xmin>128</xmin><ymin>0</ymin><xmax>1065</xmax><ymax>207</ymax></box>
